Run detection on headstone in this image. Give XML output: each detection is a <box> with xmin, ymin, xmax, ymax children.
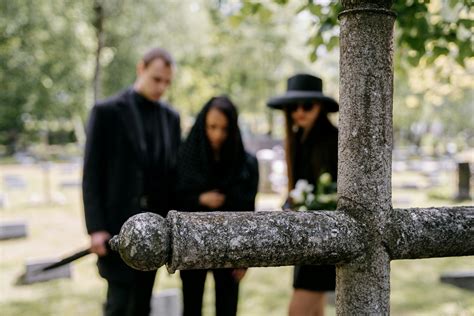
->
<box><xmin>406</xmin><ymin>160</ymin><xmax>423</xmax><ymax>172</ymax></box>
<box><xmin>3</xmin><ymin>175</ymin><xmax>27</xmax><ymax>190</ymax></box>
<box><xmin>392</xmin><ymin>160</ymin><xmax>407</xmax><ymax>172</ymax></box>
<box><xmin>60</xmin><ymin>163</ymin><xmax>80</xmax><ymax>174</ymax></box>
<box><xmin>59</xmin><ymin>180</ymin><xmax>81</xmax><ymax>188</ymax></box>
<box><xmin>269</xmin><ymin>158</ymin><xmax>287</xmax><ymax>194</ymax></box>
<box><xmin>400</xmin><ymin>182</ymin><xmax>421</xmax><ymax>190</ymax></box>
<box><xmin>243</xmin><ymin>134</ymin><xmax>282</xmax><ymax>154</ymax></box>
<box><xmin>424</xmin><ymin>171</ymin><xmax>441</xmax><ymax>188</ymax></box>
<box><xmin>20</xmin><ymin>259</ymin><xmax>72</xmax><ymax>284</ymax></box>
<box><xmin>0</xmin><ymin>193</ymin><xmax>8</xmax><ymax>209</ymax></box>
<box><xmin>0</xmin><ymin>221</ymin><xmax>27</xmax><ymax>240</ymax></box>
<box><xmin>440</xmin><ymin>271</ymin><xmax>474</xmax><ymax>291</ymax></box>
<box><xmin>256</xmin><ymin>149</ymin><xmax>275</xmax><ymax>193</ymax></box>
<box><xmin>420</xmin><ymin>159</ymin><xmax>438</xmax><ymax>174</ymax></box>
<box><xmin>456</xmin><ymin>162</ymin><xmax>471</xmax><ymax>200</ymax></box>
<box><xmin>13</xmin><ymin>152</ymin><xmax>35</xmax><ymax>164</ymax></box>
<box><xmin>392</xmin><ymin>197</ymin><xmax>412</xmax><ymax>206</ymax></box>
<box><xmin>150</xmin><ymin>288</ymin><xmax>181</xmax><ymax>316</ymax></box>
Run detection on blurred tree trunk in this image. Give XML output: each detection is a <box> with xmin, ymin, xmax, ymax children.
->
<box><xmin>93</xmin><ymin>1</ymin><xmax>105</xmax><ymax>102</ymax></box>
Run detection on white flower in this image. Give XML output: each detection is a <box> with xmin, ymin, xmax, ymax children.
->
<box><xmin>289</xmin><ymin>187</ymin><xmax>304</xmax><ymax>204</ymax></box>
<box><xmin>306</xmin><ymin>193</ymin><xmax>315</xmax><ymax>204</ymax></box>
<box><xmin>304</xmin><ymin>184</ymin><xmax>314</xmax><ymax>193</ymax></box>
<box><xmin>295</xmin><ymin>179</ymin><xmax>309</xmax><ymax>191</ymax></box>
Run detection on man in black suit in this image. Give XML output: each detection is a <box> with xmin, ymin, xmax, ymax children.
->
<box><xmin>82</xmin><ymin>47</ymin><xmax>181</xmax><ymax>316</ymax></box>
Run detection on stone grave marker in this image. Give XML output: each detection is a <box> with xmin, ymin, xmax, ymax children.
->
<box><xmin>150</xmin><ymin>288</ymin><xmax>181</xmax><ymax>316</ymax></box>
<box><xmin>0</xmin><ymin>221</ymin><xmax>28</xmax><ymax>240</ymax></box>
<box><xmin>20</xmin><ymin>259</ymin><xmax>72</xmax><ymax>284</ymax></box>
<box><xmin>3</xmin><ymin>175</ymin><xmax>27</xmax><ymax>190</ymax></box>
<box><xmin>456</xmin><ymin>162</ymin><xmax>471</xmax><ymax>200</ymax></box>
<box><xmin>440</xmin><ymin>271</ymin><xmax>474</xmax><ymax>292</ymax></box>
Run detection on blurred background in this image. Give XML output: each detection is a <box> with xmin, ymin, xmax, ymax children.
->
<box><xmin>0</xmin><ymin>1</ymin><xmax>472</xmax><ymax>315</ymax></box>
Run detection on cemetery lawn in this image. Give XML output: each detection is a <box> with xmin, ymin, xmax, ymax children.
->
<box><xmin>0</xmin><ymin>163</ymin><xmax>473</xmax><ymax>316</ymax></box>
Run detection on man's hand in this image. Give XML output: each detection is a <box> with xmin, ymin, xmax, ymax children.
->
<box><xmin>90</xmin><ymin>231</ymin><xmax>111</xmax><ymax>256</ymax></box>
<box><xmin>232</xmin><ymin>268</ymin><xmax>247</xmax><ymax>282</ymax></box>
<box><xmin>199</xmin><ymin>191</ymin><xmax>226</xmax><ymax>209</ymax></box>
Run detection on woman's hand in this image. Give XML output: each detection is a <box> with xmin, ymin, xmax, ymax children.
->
<box><xmin>199</xmin><ymin>191</ymin><xmax>226</xmax><ymax>209</ymax></box>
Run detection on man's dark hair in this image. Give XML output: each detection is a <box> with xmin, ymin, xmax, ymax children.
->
<box><xmin>142</xmin><ymin>47</ymin><xmax>175</xmax><ymax>68</ymax></box>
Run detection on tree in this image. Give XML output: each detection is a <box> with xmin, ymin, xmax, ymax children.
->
<box><xmin>0</xmin><ymin>0</ymin><xmax>90</xmax><ymax>154</ymax></box>
<box><xmin>233</xmin><ymin>0</ymin><xmax>472</xmax><ymax>67</ymax></box>
<box><xmin>393</xmin><ymin>56</ymin><xmax>474</xmax><ymax>151</ymax></box>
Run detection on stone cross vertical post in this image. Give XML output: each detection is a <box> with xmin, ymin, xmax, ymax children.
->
<box><xmin>109</xmin><ymin>1</ymin><xmax>474</xmax><ymax>314</ymax></box>
<box><xmin>337</xmin><ymin>1</ymin><xmax>395</xmax><ymax>313</ymax></box>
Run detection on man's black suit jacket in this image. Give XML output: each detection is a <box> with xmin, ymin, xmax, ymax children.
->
<box><xmin>82</xmin><ymin>88</ymin><xmax>181</xmax><ymax>281</ymax></box>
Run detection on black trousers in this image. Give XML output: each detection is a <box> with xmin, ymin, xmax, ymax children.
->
<box><xmin>180</xmin><ymin>269</ymin><xmax>239</xmax><ymax>316</ymax></box>
<box><xmin>293</xmin><ymin>264</ymin><xmax>336</xmax><ymax>291</ymax></box>
<box><xmin>104</xmin><ymin>269</ymin><xmax>157</xmax><ymax>316</ymax></box>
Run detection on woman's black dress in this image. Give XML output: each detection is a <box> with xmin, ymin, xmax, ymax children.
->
<box><xmin>291</xmin><ymin>116</ymin><xmax>338</xmax><ymax>292</ymax></box>
<box><xmin>175</xmin><ymin>100</ymin><xmax>259</xmax><ymax>316</ymax></box>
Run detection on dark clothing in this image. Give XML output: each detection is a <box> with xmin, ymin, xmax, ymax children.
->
<box><xmin>293</xmin><ymin>264</ymin><xmax>336</xmax><ymax>292</ymax></box>
<box><xmin>132</xmin><ymin>91</ymin><xmax>164</xmax><ymax>197</ymax></box>
<box><xmin>177</xmin><ymin>152</ymin><xmax>259</xmax><ymax>213</ymax></box>
<box><xmin>82</xmin><ymin>88</ymin><xmax>181</xmax><ymax>312</ymax></box>
<box><xmin>180</xmin><ymin>269</ymin><xmax>239</xmax><ymax>316</ymax></box>
<box><xmin>175</xmin><ymin>99</ymin><xmax>259</xmax><ymax>316</ymax></box>
<box><xmin>290</xmin><ymin>115</ymin><xmax>338</xmax><ymax>292</ymax></box>
<box><xmin>292</xmin><ymin>116</ymin><xmax>338</xmax><ymax>188</ymax></box>
<box><xmin>175</xmin><ymin>98</ymin><xmax>259</xmax><ymax>214</ymax></box>
<box><xmin>105</xmin><ymin>270</ymin><xmax>157</xmax><ymax>316</ymax></box>
<box><xmin>83</xmin><ymin>88</ymin><xmax>181</xmax><ymax>237</ymax></box>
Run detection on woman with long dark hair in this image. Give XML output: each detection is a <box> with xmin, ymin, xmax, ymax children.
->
<box><xmin>267</xmin><ymin>74</ymin><xmax>339</xmax><ymax>316</ymax></box>
<box><xmin>176</xmin><ymin>96</ymin><xmax>259</xmax><ymax>316</ymax></box>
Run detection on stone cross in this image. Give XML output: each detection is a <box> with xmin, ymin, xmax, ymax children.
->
<box><xmin>110</xmin><ymin>1</ymin><xmax>474</xmax><ymax>314</ymax></box>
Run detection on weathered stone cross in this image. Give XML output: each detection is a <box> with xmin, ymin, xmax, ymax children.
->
<box><xmin>110</xmin><ymin>1</ymin><xmax>474</xmax><ymax>314</ymax></box>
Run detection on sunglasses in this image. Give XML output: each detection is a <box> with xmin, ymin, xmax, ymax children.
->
<box><xmin>288</xmin><ymin>102</ymin><xmax>314</xmax><ymax>113</ymax></box>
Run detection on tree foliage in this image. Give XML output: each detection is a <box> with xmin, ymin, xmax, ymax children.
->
<box><xmin>0</xmin><ymin>0</ymin><xmax>471</xmax><ymax>155</ymax></box>
<box><xmin>233</xmin><ymin>0</ymin><xmax>473</xmax><ymax>67</ymax></box>
<box><xmin>0</xmin><ymin>0</ymin><xmax>90</xmax><ymax>153</ymax></box>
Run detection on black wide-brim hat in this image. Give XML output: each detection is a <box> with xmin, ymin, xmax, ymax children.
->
<box><xmin>267</xmin><ymin>73</ymin><xmax>339</xmax><ymax>112</ymax></box>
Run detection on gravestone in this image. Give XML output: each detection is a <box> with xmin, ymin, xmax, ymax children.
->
<box><xmin>0</xmin><ymin>221</ymin><xmax>28</xmax><ymax>240</ymax></box>
<box><xmin>440</xmin><ymin>271</ymin><xmax>474</xmax><ymax>292</ymax></box>
<box><xmin>456</xmin><ymin>162</ymin><xmax>471</xmax><ymax>200</ymax></box>
<box><xmin>60</xmin><ymin>163</ymin><xmax>80</xmax><ymax>174</ymax></box>
<box><xmin>20</xmin><ymin>259</ymin><xmax>71</xmax><ymax>284</ymax></box>
<box><xmin>256</xmin><ymin>149</ymin><xmax>275</xmax><ymax>193</ymax></box>
<box><xmin>150</xmin><ymin>288</ymin><xmax>181</xmax><ymax>316</ymax></box>
<box><xmin>3</xmin><ymin>175</ymin><xmax>27</xmax><ymax>190</ymax></box>
<box><xmin>0</xmin><ymin>193</ymin><xmax>8</xmax><ymax>209</ymax></box>
<box><xmin>59</xmin><ymin>180</ymin><xmax>81</xmax><ymax>189</ymax></box>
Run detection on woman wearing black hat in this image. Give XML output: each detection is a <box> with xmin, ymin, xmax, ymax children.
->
<box><xmin>268</xmin><ymin>74</ymin><xmax>339</xmax><ymax>316</ymax></box>
<box><xmin>176</xmin><ymin>96</ymin><xmax>259</xmax><ymax>316</ymax></box>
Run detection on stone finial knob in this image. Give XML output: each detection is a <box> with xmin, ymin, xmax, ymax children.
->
<box><xmin>109</xmin><ymin>212</ymin><xmax>170</xmax><ymax>271</ymax></box>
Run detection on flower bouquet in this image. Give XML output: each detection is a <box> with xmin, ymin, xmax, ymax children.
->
<box><xmin>289</xmin><ymin>173</ymin><xmax>337</xmax><ymax>211</ymax></box>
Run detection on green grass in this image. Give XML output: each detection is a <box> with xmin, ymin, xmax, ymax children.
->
<box><xmin>0</xmin><ymin>163</ymin><xmax>472</xmax><ymax>315</ymax></box>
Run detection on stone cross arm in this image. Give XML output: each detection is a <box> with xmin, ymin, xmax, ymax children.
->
<box><xmin>109</xmin><ymin>206</ymin><xmax>474</xmax><ymax>273</ymax></box>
